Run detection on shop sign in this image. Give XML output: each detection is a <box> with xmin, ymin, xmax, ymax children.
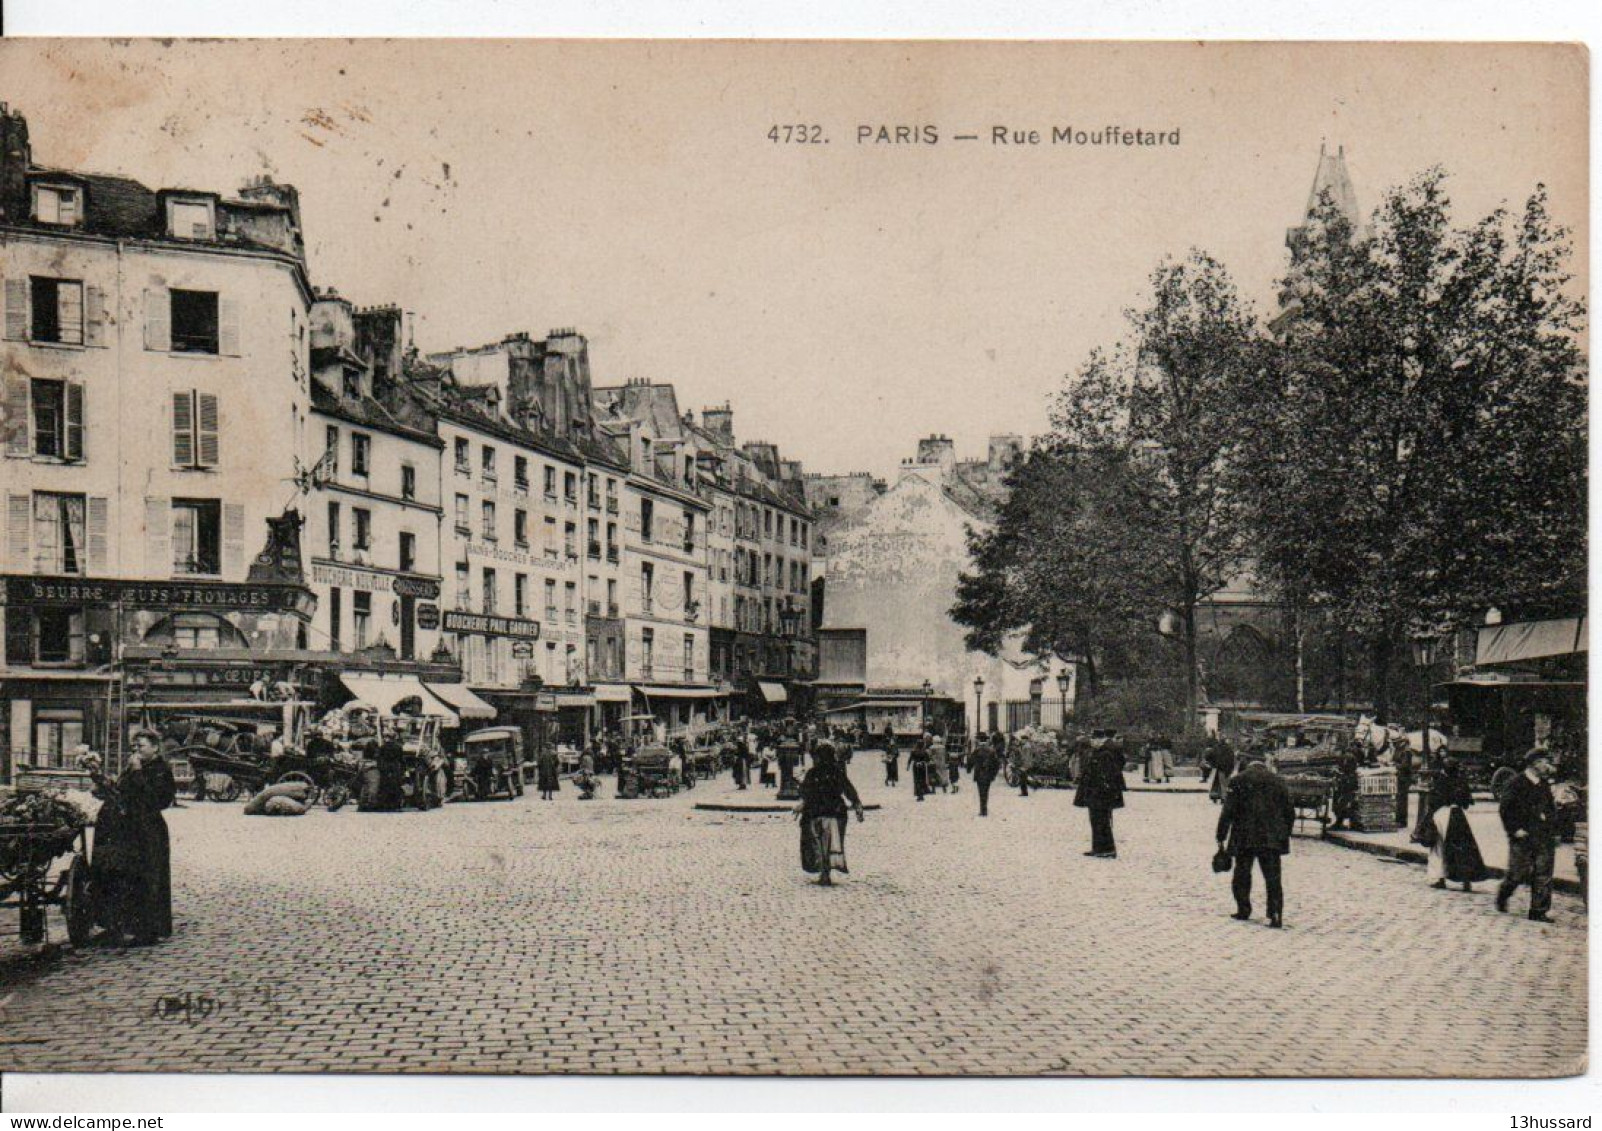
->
<box><xmin>393</xmin><ymin>575</ymin><xmax>442</xmax><ymax>600</ymax></box>
<box><xmin>442</xmin><ymin>610</ymin><xmax>542</xmax><ymax>639</ymax></box>
<box><xmin>535</xmin><ymin>692</ymin><xmax>558</xmax><ymax>712</ymax></box>
<box><xmin>416</xmin><ymin>603</ymin><xmax>441</xmax><ymax>630</ymax></box>
<box><xmin>511</xmin><ymin>640</ymin><xmax>536</xmax><ymax>659</ymax></box>
<box><xmin>4</xmin><ymin>575</ymin><xmax>311</xmax><ymax>614</ymax></box>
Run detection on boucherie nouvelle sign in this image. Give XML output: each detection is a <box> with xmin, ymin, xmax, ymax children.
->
<box><xmin>4</xmin><ymin>575</ymin><xmax>314</xmax><ymax>614</ymax></box>
<box><xmin>441</xmin><ymin>610</ymin><xmax>542</xmax><ymax>639</ymax></box>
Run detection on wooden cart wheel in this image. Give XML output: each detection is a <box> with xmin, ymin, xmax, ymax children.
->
<box><xmin>64</xmin><ymin>856</ymin><xmax>95</xmax><ymax>947</ymax></box>
<box><xmin>219</xmin><ymin>776</ymin><xmax>242</xmax><ymax>803</ymax></box>
<box><xmin>324</xmin><ymin>782</ymin><xmax>351</xmax><ymax>811</ymax></box>
<box><xmin>459</xmin><ymin>778</ymin><xmax>479</xmax><ymax>802</ymax></box>
<box><xmin>276</xmin><ymin>770</ymin><xmax>321</xmax><ymax>808</ymax></box>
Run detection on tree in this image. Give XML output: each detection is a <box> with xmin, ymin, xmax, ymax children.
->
<box><xmin>954</xmin><ymin>252</ymin><xmax>1259</xmax><ymax>729</ymax></box>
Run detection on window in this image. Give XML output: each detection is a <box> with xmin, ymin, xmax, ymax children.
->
<box><xmin>352</xmin><ymin>508</ymin><xmax>371</xmax><ymax>552</ymax></box>
<box><xmin>29</xmin><ymin>379</ymin><xmax>83</xmax><ymax>461</ymax></box>
<box><xmin>544</xmin><ymin>465</ymin><xmax>557</xmax><ymax>499</ymax></box>
<box><xmin>34</xmin><ymin>609</ymin><xmax>85</xmax><ymax>664</ymax></box>
<box><xmin>801</xmin><ymin>523</ymin><xmax>809</xmax><ymax>550</ymax></box>
<box><xmin>399</xmin><ymin>531</ymin><xmax>416</xmax><ymax>573</ymax></box>
<box><xmin>544</xmin><ymin>516</ymin><xmax>558</xmax><ymax>560</ymax></box>
<box><xmin>514</xmin><ymin>456</ymin><xmax>530</xmax><ymax>492</ymax></box>
<box><xmin>171</xmin><ymin>499</ymin><xmax>221</xmax><ymax>575</ymax></box>
<box><xmin>564</xmin><ymin>521</ymin><xmax>577</xmax><ymax>559</ymax></box>
<box><xmin>325</xmin><ymin>426</ymin><xmax>340</xmax><ymax>476</ymax></box>
<box><xmin>606</xmin><ymin>478</ymin><xmax>618</xmax><ymax>513</ymax></box>
<box><xmin>684</xmin><ymin>635</ymin><xmax>695</xmax><ymax>681</ymax></box>
<box><xmin>350</xmin><ymin>433</ymin><xmax>371</xmax><ymax>477</ymax></box>
<box><xmin>29</xmin><ymin>277</ymin><xmax>83</xmax><ymax>345</ymax></box>
<box><xmin>170</xmin><ymin>289</ymin><xmax>219</xmax><ymax>354</ymax></box>
<box><xmin>563</xmin><ymin>471</ymin><xmax>577</xmax><ymax>503</ymax></box>
<box><xmin>587</xmin><ymin>475</ymin><xmax>600</xmax><ymax>509</ymax></box>
<box><xmin>640</xmin><ymin>562</ymin><xmax>654</xmax><ymax>613</ymax></box>
<box><xmin>544</xmin><ymin>578</ymin><xmax>558</xmax><ymax>622</ymax></box>
<box><xmin>481</xmin><ymin>500</ymin><xmax>498</xmax><ymax>542</ymax></box>
<box><xmin>326</xmin><ymin>501</ymin><xmax>341</xmax><ymax>556</ymax></box>
<box><xmin>167</xmin><ymin>198</ymin><xmax>215</xmax><ymax>240</ymax></box>
<box><xmin>342</xmin><ymin>370</ymin><xmax>363</xmax><ymax>401</ymax></box>
<box><xmin>641</xmin><ymin>498</ymin><xmax>654</xmax><ymax>542</ymax></box>
<box><xmin>482</xmin><ymin>445</ymin><xmax>497</xmax><ymax>484</ymax></box>
<box><xmin>587</xmin><ymin>518</ymin><xmax>600</xmax><ymax>558</ymax></box>
<box><xmin>353</xmin><ymin>592</ymin><xmax>372</xmax><ymax>648</ymax></box>
<box><xmin>764</xmin><ymin>509</ymin><xmax>773</xmax><ymax>537</ymax></box>
<box><xmin>683</xmin><ymin>571</ymin><xmax>695</xmax><ymax>615</ymax></box>
<box><xmin>482</xmin><ymin>568</ymin><xmax>497</xmax><ymax>615</ymax></box>
<box><xmin>565</xmin><ymin>581</ymin><xmax>577</xmax><ymax>625</ymax></box>
<box><xmin>606</xmin><ymin>522</ymin><xmax>618</xmax><ymax>562</ymax></box>
<box><xmin>607</xmin><ymin>578</ymin><xmax>618</xmax><ymax>618</ymax></box>
<box><xmin>171</xmin><ymin>612</ymin><xmax>227</xmax><ymax>650</ymax></box>
<box><xmin>642</xmin><ymin>628</ymin><xmax>654</xmax><ymax>677</ymax></box>
<box><xmin>400</xmin><ymin>464</ymin><xmax>416</xmax><ymax>501</ymax></box>
<box><xmin>32</xmin><ymin>707</ymin><xmax>85</xmax><ymax>767</ymax></box>
<box><xmin>514</xmin><ymin>574</ymin><xmax>527</xmax><ymax>617</ymax></box>
<box><xmin>171</xmin><ymin>390</ymin><xmax>220</xmax><ymax>469</ymax></box>
<box><xmin>454</xmin><ymin>437</ymin><xmax>470</xmax><ymax>474</ymax></box>
<box><xmin>329</xmin><ymin>587</ymin><xmax>342</xmax><ymax>649</ymax></box>
<box><xmin>514</xmin><ymin>509</ymin><xmax>529</xmax><ymax>548</ymax></box>
<box><xmin>683</xmin><ymin>510</ymin><xmax>696</xmax><ymax>554</ymax></box>
<box><xmin>454</xmin><ymin>563</ymin><xmax>470</xmax><ymax>611</ymax></box>
<box><xmin>28</xmin><ymin>493</ymin><xmax>87</xmax><ymax>575</ymax></box>
<box><xmin>453</xmin><ymin>494</ymin><xmax>470</xmax><ymax>534</ymax></box>
<box><xmin>32</xmin><ymin>184</ymin><xmax>80</xmax><ymax>227</ymax></box>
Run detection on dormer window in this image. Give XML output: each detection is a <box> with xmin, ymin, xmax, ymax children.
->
<box><xmin>166</xmin><ymin>198</ymin><xmax>215</xmax><ymax>240</ymax></box>
<box><xmin>32</xmin><ymin>185</ymin><xmax>80</xmax><ymax>227</ymax></box>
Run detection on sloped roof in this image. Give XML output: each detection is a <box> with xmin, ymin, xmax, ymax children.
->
<box><xmin>1303</xmin><ymin>145</ymin><xmax>1360</xmax><ymax>227</ymax></box>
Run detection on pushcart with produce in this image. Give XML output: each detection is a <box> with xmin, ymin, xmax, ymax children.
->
<box><xmin>1003</xmin><ymin>726</ymin><xmax>1075</xmax><ymax>789</ymax></box>
<box><xmin>0</xmin><ymin>789</ymin><xmax>94</xmax><ymax>947</ymax></box>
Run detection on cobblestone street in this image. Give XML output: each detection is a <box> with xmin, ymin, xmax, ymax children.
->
<box><xmin>0</xmin><ymin>768</ymin><xmax>1586</xmax><ymax>1077</ymax></box>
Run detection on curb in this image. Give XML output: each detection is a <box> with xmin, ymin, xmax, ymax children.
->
<box><xmin>1323</xmin><ymin>830</ymin><xmax>1584</xmax><ymax>896</ymax></box>
<box><xmin>1125</xmin><ymin>784</ymin><xmax>1209</xmax><ymax>794</ymax></box>
<box><xmin>694</xmin><ymin>802</ymin><xmax>885</xmax><ymax>814</ymax></box>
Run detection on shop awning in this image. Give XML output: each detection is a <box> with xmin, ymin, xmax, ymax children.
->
<box><xmin>830</xmin><ymin>699</ymin><xmax>923</xmax><ymax>712</ymax></box>
<box><xmin>756</xmin><ymin>681</ymin><xmax>788</xmax><ymax>704</ymax></box>
<box><xmin>551</xmin><ymin>691</ymin><xmax>597</xmax><ymax>708</ymax></box>
<box><xmin>634</xmin><ymin>684</ymin><xmax>724</xmax><ymax>700</ymax></box>
<box><xmin>1476</xmin><ymin>616</ymin><xmax>1587</xmax><ymax>667</ymax></box>
<box><xmin>339</xmin><ymin>673</ymin><xmax>457</xmax><ymax>725</ymax></box>
<box><xmin>424</xmin><ymin>681</ymin><xmax>497</xmax><ymax>720</ymax></box>
<box><xmin>592</xmin><ymin>683</ymin><xmax>634</xmax><ymax>703</ymax></box>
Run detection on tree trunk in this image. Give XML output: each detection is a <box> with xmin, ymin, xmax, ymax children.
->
<box><xmin>1293</xmin><ymin>605</ymin><xmax>1307</xmax><ymax>713</ymax></box>
<box><xmin>1182</xmin><ymin>602</ymin><xmax>1200</xmax><ymax>734</ymax></box>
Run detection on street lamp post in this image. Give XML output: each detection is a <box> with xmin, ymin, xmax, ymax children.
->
<box><xmin>1406</xmin><ymin>632</ymin><xmax>1440</xmax><ymax>829</ymax></box>
<box><xmin>920</xmin><ymin>678</ymin><xmax>934</xmax><ymax>734</ymax></box>
<box><xmin>1055</xmin><ymin>670</ymin><xmax>1071</xmax><ymax>732</ymax></box>
<box><xmin>972</xmin><ymin>676</ymin><xmax>985</xmax><ymax>744</ymax></box>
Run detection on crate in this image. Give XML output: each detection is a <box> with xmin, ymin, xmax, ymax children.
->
<box><xmin>1357</xmin><ymin>794</ymin><xmax>1398</xmax><ymax>833</ymax></box>
<box><xmin>1358</xmin><ymin>768</ymin><xmax>1397</xmax><ymax>795</ymax></box>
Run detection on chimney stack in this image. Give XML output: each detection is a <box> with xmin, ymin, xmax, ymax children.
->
<box><xmin>0</xmin><ymin>104</ymin><xmax>32</xmax><ymax>223</ymax></box>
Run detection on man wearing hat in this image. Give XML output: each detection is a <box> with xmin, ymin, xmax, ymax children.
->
<box><xmin>1497</xmin><ymin>749</ymin><xmax>1560</xmax><ymax>922</ymax></box>
<box><xmin>1216</xmin><ymin>751</ymin><xmax>1295</xmax><ymax>927</ymax></box>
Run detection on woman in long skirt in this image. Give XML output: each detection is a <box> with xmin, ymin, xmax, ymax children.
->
<box><xmin>536</xmin><ymin>746</ymin><xmax>561</xmax><ymax>800</ymax></box>
<box><xmin>1424</xmin><ymin>759</ymin><xmax>1489</xmax><ymax>891</ymax></box>
<box><xmin>884</xmin><ymin>741</ymin><xmax>900</xmax><ymax>786</ymax></box>
<box><xmin>796</xmin><ymin>743</ymin><xmax>865</xmax><ymax>886</ymax></box>
<box><xmin>90</xmin><ymin>730</ymin><xmax>176</xmax><ymax>946</ymax></box>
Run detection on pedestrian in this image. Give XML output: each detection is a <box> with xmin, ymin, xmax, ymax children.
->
<box><xmin>1330</xmin><ymin>748</ymin><xmax>1361</xmax><ymax>830</ymax></box>
<box><xmin>1146</xmin><ymin>735</ymin><xmax>1173</xmax><ymax>784</ymax></box>
<box><xmin>760</xmin><ymin>744</ymin><xmax>777</xmax><ymax>789</ymax></box>
<box><xmin>909</xmin><ymin>735</ymin><xmax>932</xmax><ymax>801</ymax></box>
<box><xmin>1418</xmin><ymin>757</ymin><xmax>1487</xmax><ymax>892</ymax></box>
<box><xmin>88</xmin><ymin>730</ymin><xmax>176</xmax><ymax>946</ymax></box>
<box><xmin>795</xmin><ymin>742</ymin><xmax>865</xmax><ymax>887</ymax></box>
<box><xmin>536</xmin><ymin>743</ymin><xmax>561</xmax><ymax>800</ymax></box>
<box><xmin>1207</xmin><ymin>741</ymin><xmax>1237</xmax><ymax>804</ymax></box>
<box><xmin>883</xmin><ymin>737</ymin><xmax>900</xmax><ymax>787</ymax></box>
<box><xmin>1496</xmin><ymin>750</ymin><xmax>1560</xmax><ymax>922</ymax></box>
<box><xmin>731</xmin><ymin>737</ymin><xmax>750</xmax><ymax>790</ymax></box>
<box><xmin>1073</xmin><ymin>737</ymin><xmax>1125</xmax><ymax>858</ymax></box>
<box><xmin>931</xmin><ymin>733</ymin><xmax>951</xmax><ymax>793</ymax></box>
<box><xmin>575</xmin><ymin>746</ymin><xmax>598</xmax><ymax>800</ymax></box>
<box><xmin>1215</xmin><ymin>753</ymin><xmax>1296</xmax><ymax>928</ymax></box>
<box><xmin>1014</xmin><ymin>734</ymin><xmax>1033</xmax><ymax>797</ymax></box>
<box><xmin>971</xmin><ymin>732</ymin><xmax>1002</xmax><ymax>817</ymax></box>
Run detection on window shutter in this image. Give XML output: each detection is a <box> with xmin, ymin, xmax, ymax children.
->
<box><xmin>171</xmin><ymin>391</ymin><xmax>194</xmax><ymax>466</ymax></box>
<box><xmin>143</xmin><ymin>497</ymin><xmax>170</xmax><ymax>576</ymax></box>
<box><xmin>57</xmin><ymin>283</ymin><xmax>83</xmax><ymax>346</ymax></box>
<box><xmin>3</xmin><ymin>376</ymin><xmax>30</xmax><ymax>458</ymax></box>
<box><xmin>6</xmin><ymin>493</ymin><xmax>30</xmax><ymax>571</ymax></box>
<box><xmin>222</xmin><ymin>502</ymin><xmax>245</xmax><ymax>578</ymax></box>
<box><xmin>5</xmin><ymin>606</ymin><xmax>33</xmax><ymax>666</ymax></box>
<box><xmin>2</xmin><ymin>277</ymin><xmax>27</xmax><ymax>341</ymax></box>
<box><xmin>85</xmin><ymin>285</ymin><xmax>108</xmax><ymax>347</ymax></box>
<box><xmin>31</xmin><ymin>494</ymin><xmax>57</xmax><ymax>574</ymax></box>
<box><xmin>196</xmin><ymin>393</ymin><xmax>220</xmax><ymax>468</ymax></box>
<box><xmin>219</xmin><ymin>297</ymin><xmax>240</xmax><ymax>356</ymax></box>
<box><xmin>144</xmin><ymin>288</ymin><xmax>170</xmax><ymax>352</ymax></box>
<box><xmin>86</xmin><ymin>496</ymin><xmax>108</xmax><ymax>574</ymax></box>
<box><xmin>65</xmin><ymin>382</ymin><xmax>85</xmax><ymax>462</ymax></box>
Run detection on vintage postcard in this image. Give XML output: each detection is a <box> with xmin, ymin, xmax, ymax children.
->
<box><xmin>0</xmin><ymin>39</ymin><xmax>1586</xmax><ymax>1078</ymax></box>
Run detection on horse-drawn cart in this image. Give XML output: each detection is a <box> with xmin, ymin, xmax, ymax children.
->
<box><xmin>0</xmin><ymin>794</ymin><xmax>94</xmax><ymax>948</ymax></box>
<box><xmin>1282</xmin><ymin>774</ymin><xmax>1335</xmax><ymax>833</ymax></box>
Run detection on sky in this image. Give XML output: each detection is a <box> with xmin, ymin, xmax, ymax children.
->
<box><xmin>0</xmin><ymin>40</ymin><xmax>1586</xmax><ymax>480</ymax></box>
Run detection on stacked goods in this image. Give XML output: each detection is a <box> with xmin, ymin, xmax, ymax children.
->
<box><xmin>0</xmin><ymin>789</ymin><xmax>88</xmax><ymax>874</ymax></box>
<box><xmin>1357</xmin><ymin>767</ymin><xmax>1398</xmax><ymax>832</ymax></box>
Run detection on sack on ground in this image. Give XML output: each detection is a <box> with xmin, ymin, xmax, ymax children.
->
<box><xmin>244</xmin><ymin>780</ymin><xmax>313</xmax><ymax>815</ymax></box>
<box><xmin>261</xmin><ymin>795</ymin><xmax>309</xmax><ymax>817</ymax></box>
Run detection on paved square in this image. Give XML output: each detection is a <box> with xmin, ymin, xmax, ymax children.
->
<box><xmin>0</xmin><ymin>767</ymin><xmax>1585</xmax><ymax>1076</ymax></box>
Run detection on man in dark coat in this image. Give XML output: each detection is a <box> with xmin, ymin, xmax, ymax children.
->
<box><xmin>1216</xmin><ymin>755</ymin><xmax>1296</xmax><ymax>927</ymax></box>
<box><xmin>1497</xmin><ymin>749</ymin><xmax>1559</xmax><ymax>922</ymax></box>
<box><xmin>971</xmin><ymin>733</ymin><xmax>1003</xmax><ymax>817</ymax></box>
<box><xmin>1073</xmin><ymin>738</ymin><xmax>1126</xmax><ymax>858</ymax></box>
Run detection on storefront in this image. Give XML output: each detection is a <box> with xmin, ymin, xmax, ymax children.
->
<box><xmin>632</xmin><ymin>683</ymin><xmax>726</xmax><ymax>738</ymax></box>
